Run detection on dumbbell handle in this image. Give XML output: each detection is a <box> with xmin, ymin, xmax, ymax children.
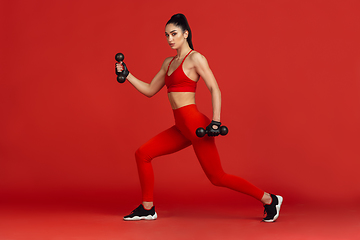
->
<box><xmin>196</xmin><ymin>126</ymin><xmax>228</xmax><ymax>137</ymax></box>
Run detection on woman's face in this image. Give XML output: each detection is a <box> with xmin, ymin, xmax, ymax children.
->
<box><xmin>165</xmin><ymin>23</ymin><xmax>188</xmax><ymax>49</ymax></box>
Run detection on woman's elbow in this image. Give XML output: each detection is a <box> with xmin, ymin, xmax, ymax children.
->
<box><xmin>210</xmin><ymin>86</ymin><xmax>221</xmax><ymax>96</ymax></box>
<box><xmin>146</xmin><ymin>86</ymin><xmax>163</xmax><ymax>98</ymax></box>
<box><xmin>144</xmin><ymin>90</ymin><xmax>157</xmax><ymax>98</ymax></box>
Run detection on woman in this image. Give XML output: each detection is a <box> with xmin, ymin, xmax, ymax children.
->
<box><xmin>116</xmin><ymin>13</ymin><xmax>283</xmax><ymax>222</ymax></box>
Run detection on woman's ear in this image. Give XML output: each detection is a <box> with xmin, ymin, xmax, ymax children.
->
<box><xmin>184</xmin><ymin>30</ymin><xmax>189</xmax><ymax>39</ymax></box>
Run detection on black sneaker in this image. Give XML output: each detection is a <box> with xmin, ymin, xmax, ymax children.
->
<box><xmin>123</xmin><ymin>204</ymin><xmax>157</xmax><ymax>221</ymax></box>
<box><xmin>263</xmin><ymin>194</ymin><xmax>283</xmax><ymax>222</ymax></box>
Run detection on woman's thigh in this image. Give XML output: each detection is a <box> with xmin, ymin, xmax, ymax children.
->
<box><xmin>136</xmin><ymin>125</ymin><xmax>192</xmax><ymax>160</ymax></box>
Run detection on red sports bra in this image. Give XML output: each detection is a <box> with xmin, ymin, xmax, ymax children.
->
<box><xmin>165</xmin><ymin>50</ymin><xmax>197</xmax><ymax>93</ymax></box>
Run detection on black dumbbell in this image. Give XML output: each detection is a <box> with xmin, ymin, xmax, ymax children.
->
<box><xmin>196</xmin><ymin>126</ymin><xmax>229</xmax><ymax>137</ymax></box>
<box><xmin>115</xmin><ymin>53</ymin><xmax>126</xmax><ymax>83</ymax></box>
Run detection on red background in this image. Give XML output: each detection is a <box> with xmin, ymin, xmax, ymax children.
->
<box><xmin>1</xmin><ymin>0</ymin><xmax>360</xmax><ymax>207</ymax></box>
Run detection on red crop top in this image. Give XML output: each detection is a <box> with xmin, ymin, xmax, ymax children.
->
<box><xmin>165</xmin><ymin>50</ymin><xmax>197</xmax><ymax>93</ymax></box>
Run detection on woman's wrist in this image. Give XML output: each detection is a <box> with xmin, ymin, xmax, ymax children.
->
<box><xmin>212</xmin><ymin>120</ymin><xmax>221</xmax><ymax>125</ymax></box>
<box><xmin>127</xmin><ymin>72</ymin><xmax>133</xmax><ymax>80</ymax></box>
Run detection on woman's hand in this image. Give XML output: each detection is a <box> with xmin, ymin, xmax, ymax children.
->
<box><xmin>115</xmin><ymin>62</ymin><xmax>123</xmax><ymax>72</ymax></box>
<box><xmin>115</xmin><ymin>62</ymin><xmax>129</xmax><ymax>78</ymax></box>
<box><xmin>206</xmin><ymin>120</ymin><xmax>221</xmax><ymax>136</ymax></box>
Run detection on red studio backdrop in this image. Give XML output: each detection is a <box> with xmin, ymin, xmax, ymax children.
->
<box><xmin>1</xmin><ymin>0</ymin><xmax>360</xmax><ymax>206</ymax></box>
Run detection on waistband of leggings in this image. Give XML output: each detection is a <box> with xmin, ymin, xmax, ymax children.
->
<box><xmin>172</xmin><ymin>104</ymin><xmax>198</xmax><ymax>116</ymax></box>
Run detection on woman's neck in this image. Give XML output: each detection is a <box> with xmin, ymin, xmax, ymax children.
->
<box><xmin>175</xmin><ymin>45</ymin><xmax>192</xmax><ymax>60</ymax></box>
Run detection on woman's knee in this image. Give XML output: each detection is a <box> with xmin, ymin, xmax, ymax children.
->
<box><xmin>207</xmin><ymin>173</ymin><xmax>225</xmax><ymax>187</ymax></box>
<box><xmin>135</xmin><ymin>146</ymin><xmax>152</xmax><ymax>163</ymax></box>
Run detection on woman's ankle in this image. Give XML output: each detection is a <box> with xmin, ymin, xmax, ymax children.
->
<box><xmin>261</xmin><ymin>192</ymin><xmax>272</xmax><ymax>205</ymax></box>
<box><xmin>142</xmin><ymin>201</ymin><xmax>154</xmax><ymax>210</ymax></box>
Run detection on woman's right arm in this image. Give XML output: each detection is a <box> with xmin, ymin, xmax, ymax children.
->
<box><xmin>118</xmin><ymin>58</ymin><xmax>171</xmax><ymax>98</ymax></box>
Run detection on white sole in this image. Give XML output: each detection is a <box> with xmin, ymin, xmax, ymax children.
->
<box><xmin>263</xmin><ymin>195</ymin><xmax>283</xmax><ymax>223</ymax></box>
<box><xmin>123</xmin><ymin>212</ymin><xmax>158</xmax><ymax>221</ymax></box>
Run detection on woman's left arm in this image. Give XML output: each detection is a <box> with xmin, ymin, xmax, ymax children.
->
<box><xmin>193</xmin><ymin>53</ymin><xmax>221</xmax><ymax>122</ymax></box>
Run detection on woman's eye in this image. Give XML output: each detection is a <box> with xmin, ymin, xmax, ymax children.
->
<box><xmin>172</xmin><ymin>33</ymin><xmax>177</xmax><ymax>36</ymax></box>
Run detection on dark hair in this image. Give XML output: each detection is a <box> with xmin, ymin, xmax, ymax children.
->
<box><xmin>166</xmin><ymin>13</ymin><xmax>194</xmax><ymax>50</ymax></box>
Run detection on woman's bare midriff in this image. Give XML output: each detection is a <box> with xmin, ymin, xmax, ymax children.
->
<box><xmin>168</xmin><ymin>92</ymin><xmax>196</xmax><ymax>109</ymax></box>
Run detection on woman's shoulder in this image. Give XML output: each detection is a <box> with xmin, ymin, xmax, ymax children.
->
<box><xmin>161</xmin><ymin>56</ymin><xmax>173</xmax><ymax>66</ymax></box>
<box><xmin>189</xmin><ymin>50</ymin><xmax>208</xmax><ymax>65</ymax></box>
<box><xmin>190</xmin><ymin>50</ymin><xmax>203</xmax><ymax>58</ymax></box>
<box><xmin>164</xmin><ymin>56</ymin><xmax>174</xmax><ymax>62</ymax></box>
<box><xmin>159</xmin><ymin>56</ymin><xmax>174</xmax><ymax>71</ymax></box>
<box><xmin>162</xmin><ymin>56</ymin><xmax>175</xmax><ymax>64</ymax></box>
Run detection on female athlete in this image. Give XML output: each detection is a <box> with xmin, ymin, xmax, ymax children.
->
<box><xmin>116</xmin><ymin>13</ymin><xmax>283</xmax><ymax>222</ymax></box>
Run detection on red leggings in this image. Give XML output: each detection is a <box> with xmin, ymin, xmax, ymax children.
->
<box><xmin>135</xmin><ymin>104</ymin><xmax>264</xmax><ymax>202</ymax></box>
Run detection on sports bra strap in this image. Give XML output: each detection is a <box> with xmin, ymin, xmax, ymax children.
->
<box><xmin>181</xmin><ymin>50</ymin><xmax>193</xmax><ymax>64</ymax></box>
<box><xmin>166</xmin><ymin>58</ymin><xmax>175</xmax><ymax>73</ymax></box>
